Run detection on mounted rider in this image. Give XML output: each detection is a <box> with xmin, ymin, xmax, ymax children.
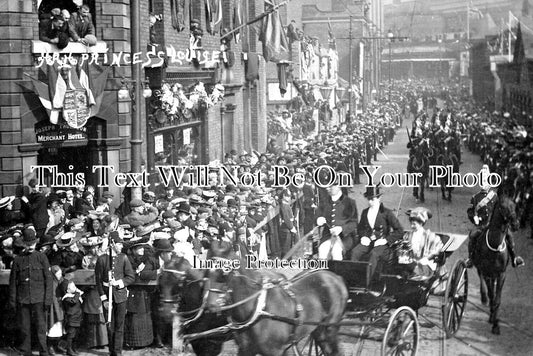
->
<box><xmin>465</xmin><ymin>167</ymin><xmax>524</xmax><ymax>268</ymax></box>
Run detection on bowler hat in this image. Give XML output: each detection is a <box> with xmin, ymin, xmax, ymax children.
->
<box><xmin>153</xmin><ymin>238</ymin><xmax>173</xmax><ymax>252</ymax></box>
<box><xmin>177</xmin><ymin>203</ymin><xmax>191</xmax><ymax>214</ymax></box>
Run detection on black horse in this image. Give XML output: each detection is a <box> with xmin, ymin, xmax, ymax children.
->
<box><xmin>158</xmin><ymin>254</ymin><xmax>230</xmax><ymax>355</ymax></box>
<box><xmin>473</xmin><ymin>187</ymin><xmax>519</xmax><ymax>335</ymax></box>
<box><xmin>407</xmin><ymin>143</ymin><xmax>429</xmax><ymax>202</ymax></box>
<box><xmin>206</xmin><ymin>241</ymin><xmax>348</xmax><ymax>356</ymax></box>
<box><xmin>436</xmin><ymin>146</ymin><xmax>459</xmax><ymax>201</ymax></box>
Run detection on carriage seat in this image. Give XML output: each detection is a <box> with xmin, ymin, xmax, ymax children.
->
<box><xmin>328</xmin><ymin>260</ymin><xmax>372</xmax><ymax>288</ymax></box>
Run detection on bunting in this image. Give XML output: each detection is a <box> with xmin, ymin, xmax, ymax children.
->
<box><xmin>27</xmin><ymin>63</ymin><xmax>110</xmax><ymax>127</ymax></box>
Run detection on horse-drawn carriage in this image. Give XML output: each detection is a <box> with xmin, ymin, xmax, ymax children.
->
<box><xmin>159</xmin><ymin>232</ymin><xmax>468</xmax><ymax>356</ymax></box>
<box><xmin>326</xmin><ymin>232</ymin><xmax>468</xmax><ymax>355</ymax></box>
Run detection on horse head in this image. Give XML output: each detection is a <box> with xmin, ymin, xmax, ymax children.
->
<box><xmin>158</xmin><ymin>254</ymin><xmax>207</xmax><ymax>319</ymax></box>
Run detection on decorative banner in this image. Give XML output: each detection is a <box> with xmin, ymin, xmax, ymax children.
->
<box><xmin>63</xmin><ymin>89</ymin><xmax>91</xmax><ymax>129</ymax></box>
<box><xmin>35</xmin><ymin>120</ymin><xmax>88</xmax><ymax>143</ymax></box>
<box><xmin>183</xmin><ymin>128</ymin><xmax>191</xmax><ymax>145</ymax></box>
<box><xmin>154</xmin><ymin>134</ymin><xmax>164</xmax><ymax>153</ymax></box>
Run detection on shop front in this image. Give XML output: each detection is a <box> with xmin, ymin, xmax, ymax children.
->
<box><xmin>145</xmin><ymin>68</ymin><xmax>224</xmax><ymax>185</ymax></box>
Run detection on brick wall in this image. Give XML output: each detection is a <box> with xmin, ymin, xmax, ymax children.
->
<box><xmin>0</xmin><ymin>0</ymin><xmax>270</xmax><ymax>195</ymax></box>
<box><xmin>0</xmin><ymin>0</ymin><xmax>138</xmax><ymax>196</ymax></box>
<box><xmin>0</xmin><ymin>0</ymin><xmax>35</xmax><ymax>196</ymax></box>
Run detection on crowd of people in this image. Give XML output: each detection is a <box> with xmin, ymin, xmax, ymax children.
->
<box><xmin>0</xmin><ymin>91</ymin><xmax>405</xmax><ymax>355</ymax></box>
<box><xmin>38</xmin><ymin>0</ymin><xmax>97</xmax><ymax>49</ymax></box>
<box><xmin>2</xmin><ymin>78</ymin><xmax>532</xmax><ymax>355</ymax></box>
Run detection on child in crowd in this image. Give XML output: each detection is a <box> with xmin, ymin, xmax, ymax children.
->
<box><xmin>61</xmin><ymin>281</ymin><xmax>84</xmax><ymax>356</ymax></box>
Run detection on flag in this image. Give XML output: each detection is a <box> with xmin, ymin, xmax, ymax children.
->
<box><xmin>257</xmin><ymin>1</ymin><xmax>289</xmax><ymax>62</ymax></box>
<box><xmin>206</xmin><ymin>0</ymin><xmax>222</xmax><ymax>35</ymax></box>
<box><xmin>468</xmin><ymin>1</ymin><xmax>483</xmax><ymax>19</ymax></box>
<box><xmin>523</xmin><ymin>0</ymin><xmax>530</xmax><ymax>17</ymax></box>
<box><xmin>513</xmin><ymin>23</ymin><xmax>525</xmax><ymax>66</ymax></box>
<box><xmin>327</xmin><ymin>18</ymin><xmax>336</xmax><ymax>50</ymax></box>
<box><xmin>233</xmin><ymin>0</ymin><xmax>243</xmax><ymax>43</ymax></box>
<box><xmin>25</xmin><ymin>62</ymin><xmax>110</xmax><ymax>125</ymax></box>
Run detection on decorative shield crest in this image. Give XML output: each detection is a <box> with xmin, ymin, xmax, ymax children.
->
<box><xmin>63</xmin><ymin>89</ymin><xmax>91</xmax><ymax>129</ymax></box>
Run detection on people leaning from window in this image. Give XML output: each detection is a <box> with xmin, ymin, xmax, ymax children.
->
<box><xmin>38</xmin><ymin>1</ymin><xmax>97</xmax><ymax>49</ymax></box>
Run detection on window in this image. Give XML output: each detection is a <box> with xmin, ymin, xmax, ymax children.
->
<box><xmin>38</xmin><ymin>0</ymin><xmax>96</xmax><ymax>29</ymax></box>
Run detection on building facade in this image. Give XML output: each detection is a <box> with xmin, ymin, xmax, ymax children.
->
<box><xmin>0</xmin><ymin>0</ymin><xmax>269</xmax><ymax>204</ymax></box>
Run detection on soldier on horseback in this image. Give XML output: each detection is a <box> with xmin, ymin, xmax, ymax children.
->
<box><xmin>465</xmin><ymin>172</ymin><xmax>524</xmax><ymax>269</ymax></box>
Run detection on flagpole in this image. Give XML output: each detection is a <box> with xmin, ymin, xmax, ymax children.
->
<box><xmin>467</xmin><ymin>3</ymin><xmax>470</xmax><ymax>42</ymax></box>
<box><xmin>509</xmin><ymin>11</ymin><xmax>512</xmax><ymax>61</ymax></box>
<box><xmin>221</xmin><ymin>0</ymin><xmax>291</xmax><ymax>41</ymax></box>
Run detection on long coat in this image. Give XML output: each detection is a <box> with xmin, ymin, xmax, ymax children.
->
<box><xmin>126</xmin><ymin>255</ymin><xmax>158</xmax><ymax>314</ymax></box>
<box><xmin>9</xmin><ymin>250</ymin><xmax>53</xmax><ymax>307</ymax></box>
<box><xmin>316</xmin><ymin>193</ymin><xmax>358</xmax><ymax>250</ymax></box>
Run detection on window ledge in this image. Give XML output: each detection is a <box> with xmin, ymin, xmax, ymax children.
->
<box><xmin>32</xmin><ymin>40</ymin><xmax>108</xmax><ymax>54</ymax></box>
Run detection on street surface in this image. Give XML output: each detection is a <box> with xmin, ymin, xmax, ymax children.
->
<box><xmin>3</xmin><ymin>116</ymin><xmax>533</xmax><ymax>355</ymax></box>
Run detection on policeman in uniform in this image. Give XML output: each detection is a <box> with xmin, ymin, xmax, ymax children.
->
<box><xmin>9</xmin><ymin>228</ymin><xmax>53</xmax><ymax>356</ymax></box>
<box><xmin>466</xmin><ymin>168</ymin><xmax>524</xmax><ymax>268</ymax></box>
<box><xmin>95</xmin><ymin>231</ymin><xmax>135</xmax><ymax>356</ymax></box>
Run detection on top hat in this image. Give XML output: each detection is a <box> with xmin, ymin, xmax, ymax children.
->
<box><xmin>363</xmin><ymin>185</ymin><xmax>382</xmax><ymax>199</ymax></box>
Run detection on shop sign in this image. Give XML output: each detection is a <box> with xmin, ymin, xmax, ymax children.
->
<box><xmin>63</xmin><ymin>89</ymin><xmax>91</xmax><ymax>129</ymax></box>
<box><xmin>154</xmin><ymin>134</ymin><xmax>164</xmax><ymax>153</ymax></box>
<box><xmin>35</xmin><ymin>121</ymin><xmax>88</xmax><ymax>143</ymax></box>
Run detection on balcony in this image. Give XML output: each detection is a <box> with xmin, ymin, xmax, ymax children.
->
<box><xmin>32</xmin><ymin>40</ymin><xmax>108</xmax><ymax>55</ymax></box>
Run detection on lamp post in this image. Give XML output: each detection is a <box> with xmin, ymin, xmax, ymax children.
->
<box><xmin>387</xmin><ymin>29</ymin><xmax>393</xmax><ymax>103</ymax></box>
<box><xmin>130</xmin><ymin>0</ymin><xmax>142</xmax><ymax>187</ymax></box>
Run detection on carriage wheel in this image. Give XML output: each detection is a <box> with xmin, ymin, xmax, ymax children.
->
<box><xmin>297</xmin><ymin>334</ymin><xmax>324</xmax><ymax>356</ymax></box>
<box><xmin>442</xmin><ymin>259</ymin><xmax>468</xmax><ymax>338</ymax></box>
<box><xmin>381</xmin><ymin>306</ymin><xmax>419</xmax><ymax>356</ymax></box>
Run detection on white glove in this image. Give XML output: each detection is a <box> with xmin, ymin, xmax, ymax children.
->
<box><xmin>290</xmin><ymin>227</ymin><xmax>297</xmax><ymax>233</ymax></box>
<box><xmin>360</xmin><ymin>236</ymin><xmax>371</xmax><ymax>246</ymax></box>
<box><xmin>374</xmin><ymin>238</ymin><xmax>387</xmax><ymax>247</ymax></box>
<box><xmin>330</xmin><ymin>226</ymin><xmax>342</xmax><ymax>236</ymax></box>
<box><xmin>419</xmin><ymin>257</ymin><xmax>430</xmax><ymax>265</ymax></box>
<box><xmin>473</xmin><ymin>216</ymin><xmax>480</xmax><ymax>225</ymax></box>
<box><xmin>316</xmin><ymin>217</ymin><xmax>327</xmax><ymax>227</ymax></box>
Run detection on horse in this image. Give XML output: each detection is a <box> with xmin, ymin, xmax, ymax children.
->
<box><xmin>407</xmin><ymin>143</ymin><xmax>429</xmax><ymax>203</ymax></box>
<box><xmin>473</xmin><ymin>187</ymin><xmax>519</xmax><ymax>335</ymax></box>
<box><xmin>436</xmin><ymin>146</ymin><xmax>459</xmax><ymax>201</ymax></box>
<box><xmin>158</xmin><ymin>254</ymin><xmax>230</xmax><ymax>356</ymax></box>
<box><xmin>206</xmin><ymin>241</ymin><xmax>348</xmax><ymax>356</ymax></box>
